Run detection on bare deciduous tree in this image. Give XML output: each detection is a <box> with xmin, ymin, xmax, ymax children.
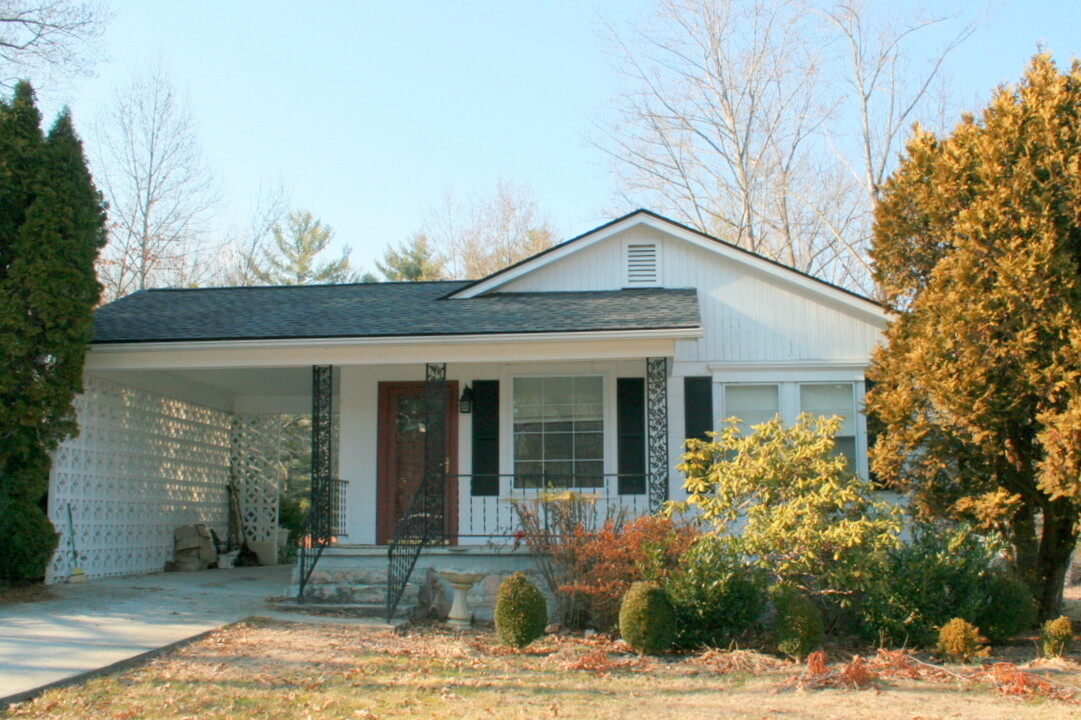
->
<box><xmin>218</xmin><ymin>180</ymin><xmax>292</xmax><ymax>287</ymax></box>
<box><xmin>0</xmin><ymin>0</ymin><xmax>108</xmax><ymax>88</ymax></box>
<box><xmin>421</xmin><ymin>177</ymin><xmax>557</xmax><ymax>279</ymax></box>
<box><xmin>94</xmin><ymin>64</ymin><xmax>221</xmax><ymax>300</ymax></box>
<box><xmin>597</xmin><ymin>0</ymin><xmax>983</xmax><ymax>294</ymax></box>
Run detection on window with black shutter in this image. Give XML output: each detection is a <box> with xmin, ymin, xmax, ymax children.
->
<box><xmin>617</xmin><ymin>378</ymin><xmax>646</xmax><ymax>495</ymax></box>
<box><xmin>684</xmin><ymin>376</ymin><xmax>713</xmax><ymax>442</ymax></box>
<box><xmin>471</xmin><ymin>380</ymin><xmax>499</xmax><ymax>496</ymax></box>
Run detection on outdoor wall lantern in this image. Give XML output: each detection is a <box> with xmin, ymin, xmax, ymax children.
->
<box><xmin>459</xmin><ymin>385</ymin><xmax>474</xmax><ymax>414</ymax></box>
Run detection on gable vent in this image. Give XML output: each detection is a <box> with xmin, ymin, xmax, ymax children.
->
<box><xmin>625</xmin><ymin>242</ymin><xmax>659</xmax><ymax>286</ymax></box>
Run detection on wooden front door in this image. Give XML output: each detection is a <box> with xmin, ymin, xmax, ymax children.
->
<box><xmin>376</xmin><ymin>381</ymin><xmax>458</xmax><ymax>544</ymax></box>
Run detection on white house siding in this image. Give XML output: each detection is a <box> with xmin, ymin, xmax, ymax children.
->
<box><xmin>495</xmin><ymin>223</ymin><xmax>886</xmax><ymax>484</ymax></box>
<box><xmin>46</xmin><ymin>377</ymin><xmax>234</xmax><ymax>582</ymax></box>
<box><xmin>498</xmin><ymin>225</ymin><xmax>884</xmax><ymax>366</ymax></box>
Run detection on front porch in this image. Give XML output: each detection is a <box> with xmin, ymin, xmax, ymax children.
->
<box><xmin>49</xmin><ymin>343</ymin><xmax>686</xmax><ymax>619</ymax></box>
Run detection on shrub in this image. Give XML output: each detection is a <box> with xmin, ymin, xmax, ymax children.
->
<box><xmin>676</xmin><ymin>415</ymin><xmax>900</xmax><ymax>607</ymax></box>
<box><xmin>1041</xmin><ymin>616</ymin><xmax>1074</xmax><ymax>658</ymax></box>
<box><xmin>858</xmin><ymin>524</ymin><xmax>1007</xmax><ymax>647</ymax></box>
<box><xmin>560</xmin><ymin>515</ymin><xmax>697</xmax><ymax>631</ymax></box>
<box><xmin>0</xmin><ymin>495</ymin><xmax>59</xmax><ymax>583</ymax></box>
<box><xmin>619</xmin><ymin>581</ymin><xmax>676</xmax><ymax>655</ymax></box>
<box><xmin>936</xmin><ymin>618</ymin><xmax>986</xmax><ymax>663</ymax></box>
<box><xmin>665</xmin><ymin>535</ymin><xmax>767</xmax><ymax>649</ymax></box>
<box><xmin>974</xmin><ymin>570</ymin><xmax>1037</xmax><ymax>644</ymax></box>
<box><xmin>769</xmin><ymin>583</ymin><xmax>824</xmax><ymax>660</ymax></box>
<box><xmin>494</xmin><ymin>572</ymin><xmax>547</xmax><ymax>648</ymax></box>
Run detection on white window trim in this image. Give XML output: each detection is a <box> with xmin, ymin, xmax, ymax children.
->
<box><xmin>714</xmin><ymin>378</ymin><xmax>868</xmax><ymax>479</ymax></box>
<box><xmin>500</xmin><ymin>370</ymin><xmax>615</xmax><ymax>495</ymax></box>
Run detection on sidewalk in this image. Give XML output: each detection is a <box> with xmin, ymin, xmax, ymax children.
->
<box><xmin>0</xmin><ymin>565</ymin><xmax>292</xmax><ymax>705</ymax></box>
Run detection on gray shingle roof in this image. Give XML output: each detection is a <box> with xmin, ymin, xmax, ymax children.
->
<box><xmin>91</xmin><ymin>282</ymin><xmax>701</xmax><ymax>344</ymax></box>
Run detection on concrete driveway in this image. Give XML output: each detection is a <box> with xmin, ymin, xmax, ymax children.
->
<box><xmin>0</xmin><ymin>565</ymin><xmax>292</xmax><ymax>705</ymax></box>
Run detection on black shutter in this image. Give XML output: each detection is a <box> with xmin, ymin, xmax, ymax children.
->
<box><xmin>684</xmin><ymin>376</ymin><xmax>713</xmax><ymax>442</ymax></box>
<box><xmin>471</xmin><ymin>380</ymin><xmax>499</xmax><ymax>496</ymax></box>
<box><xmin>617</xmin><ymin>378</ymin><xmax>646</xmax><ymax>495</ymax></box>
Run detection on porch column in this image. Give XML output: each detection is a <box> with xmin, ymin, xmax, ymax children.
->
<box><xmin>422</xmin><ymin>362</ymin><xmax>447</xmax><ymax>542</ymax></box>
<box><xmin>646</xmin><ymin>357</ymin><xmax>670</xmax><ymax>512</ymax></box>
<box><xmin>310</xmin><ymin>365</ymin><xmax>333</xmax><ymax>540</ymax></box>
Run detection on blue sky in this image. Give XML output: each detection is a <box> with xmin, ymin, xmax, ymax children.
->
<box><xmin>39</xmin><ymin>0</ymin><xmax>1081</xmax><ymax>274</ymax></box>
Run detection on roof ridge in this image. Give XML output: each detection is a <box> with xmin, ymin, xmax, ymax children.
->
<box><xmin>143</xmin><ymin>279</ymin><xmax>471</xmax><ymax>293</ymax></box>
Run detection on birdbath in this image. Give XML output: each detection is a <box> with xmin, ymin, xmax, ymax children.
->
<box><xmin>439</xmin><ymin>570</ymin><xmax>487</xmax><ymax>629</ymax></box>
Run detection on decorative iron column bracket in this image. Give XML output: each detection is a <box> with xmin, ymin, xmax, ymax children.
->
<box><xmin>646</xmin><ymin>357</ymin><xmax>669</xmax><ymax>512</ymax></box>
<box><xmin>422</xmin><ymin>362</ymin><xmax>448</xmax><ymax>542</ymax></box>
<box><xmin>310</xmin><ymin>365</ymin><xmax>334</xmax><ymax>540</ymax></box>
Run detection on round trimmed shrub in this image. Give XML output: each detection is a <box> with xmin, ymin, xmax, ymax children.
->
<box><xmin>974</xmin><ymin>571</ymin><xmax>1037</xmax><ymax>644</ymax></box>
<box><xmin>1042</xmin><ymin>616</ymin><xmax>1074</xmax><ymax>658</ymax></box>
<box><xmin>0</xmin><ymin>495</ymin><xmax>59</xmax><ymax>583</ymax></box>
<box><xmin>937</xmin><ymin>618</ymin><xmax>985</xmax><ymax>663</ymax></box>
<box><xmin>619</xmin><ymin>581</ymin><xmax>676</xmax><ymax>655</ymax></box>
<box><xmin>494</xmin><ymin>572</ymin><xmax>547</xmax><ymax>648</ymax></box>
<box><xmin>769</xmin><ymin>584</ymin><xmax>823</xmax><ymax>660</ymax></box>
<box><xmin>665</xmin><ymin>535</ymin><xmax>767</xmax><ymax>649</ymax></box>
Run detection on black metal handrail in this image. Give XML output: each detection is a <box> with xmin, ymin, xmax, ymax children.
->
<box><xmin>385</xmin><ymin>362</ymin><xmax>447</xmax><ymax>621</ymax></box>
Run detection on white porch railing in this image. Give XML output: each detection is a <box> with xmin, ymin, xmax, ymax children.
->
<box><xmin>453</xmin><ymin>473</ymin><xmax>653</xmax><ymax>543</ymax></box>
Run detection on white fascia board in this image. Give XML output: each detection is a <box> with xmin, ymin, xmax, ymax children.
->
<box><xmin>709</xmin><ymin>359</ymin><xmax>870</xmax><ymax>383</ymax></box>
<box><xmin>85</xmin><ymin>328</ymin><xmax>701</xmax><ymax>371</ymax></box>
<box><xmin>450</xmin><ymin>212</ymin><xmax>889</xmax><ymax>325</ymax></box>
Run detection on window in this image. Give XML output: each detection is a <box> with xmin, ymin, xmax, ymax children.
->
<box><xmin>513</xmin><ymin>376</ymin><xmax>604</xmax><ymax>489</ymax></box>
<box><xmin>800</xmin><ymin>383</ymin><xmax>857</xmax><ymax>468</ymax></box>
<box><xmin>724</xmin><ymin>384</ymin><xmax>780</xmax><ymax>434</ymax></box>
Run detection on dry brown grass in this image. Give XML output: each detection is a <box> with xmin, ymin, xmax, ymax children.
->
<box><xmin>4</xmin><ymin>619</ymin><xmax>1081</xmax><ymax>720</ymax></box>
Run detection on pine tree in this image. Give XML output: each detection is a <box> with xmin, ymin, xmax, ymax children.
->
<box><xmin>375</xmin><ymin>233</ymin><xmax>445</xmax><ymax>281</ymax></box>
<box><xmin>0</xmin><ymin>83</ymin><xmax>106</xmax><ymax>581</ymax></box>
<box><xmin>868</xmin><ymin>55</ymin><xmax>1081</xmax><ymax>618</ymax></box>
<box><xmin>253</xmin><ymin>210</ymin><xmax>360</xmax><ymax>285</ymax></box>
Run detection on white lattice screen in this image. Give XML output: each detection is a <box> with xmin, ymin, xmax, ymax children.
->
<box><xmin>230</xmin><ymin>415</ymin><xmax>283</xmax><ymax>545</ymax></box>
<box><xmin>46</xmin><ymin>377</ymin><xmax>233</xmax><ymax>581</ymax></box>
<box><xmin>47</xmin><ymin>377</ymin><xmax>292</xmax><ymax>582</ymax></box>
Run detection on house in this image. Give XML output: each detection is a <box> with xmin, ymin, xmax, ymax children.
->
<box><xmin>45</xmin><ymin>210</ymin><xmax>888</xmax><ymax>616</ymax></box>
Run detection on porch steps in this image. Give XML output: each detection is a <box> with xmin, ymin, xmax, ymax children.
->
<box><xmin>287</xmin><ymin>563</ymin><xmax>420</xmax><ymax>619</ymax></box>
<box><xmin>286</xmin><ymin>545</ymin><xmax>546</xmax><ymax>622</ymax></box>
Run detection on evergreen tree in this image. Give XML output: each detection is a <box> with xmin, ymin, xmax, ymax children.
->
<box><xmin>0</xmin><ymin>82</ymin><xmax>106</xmax><ymax>581</ymax></box>
<box><xmin>867</xmin><ymin>55</ymin><xmax>1081</xmax><ymax>618</ymax></box>
<box><xmin>253</xmin><ymin>210</ymin><xmax>360</xmax><ymax>285</ymax></box>
<box><xmin>375</xmin><ymin>233</ymin><xmax>446</xmax><ymax>281</ymax></box>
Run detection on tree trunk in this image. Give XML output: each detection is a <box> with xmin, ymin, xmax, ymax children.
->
<box><xmin>1034</xmin><ymin>500</ymin><xmax>1079</xmax><ymax>620</ymax></box>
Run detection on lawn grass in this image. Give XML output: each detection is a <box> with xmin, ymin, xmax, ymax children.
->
<box><xmin>3</xmin><ymin>618</ymin><xmax>1080</xmax><ymax>720</ymax></box>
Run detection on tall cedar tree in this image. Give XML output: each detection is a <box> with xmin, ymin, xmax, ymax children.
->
<box><xmin>867</xmin><ymin>55</ymin><xmax>1081</xmax><ymax>618</ymax></box>
<box><xmin>0</xmin><ymin>82</ymin><xmax>106</xmax><ymax>579</ymax></box>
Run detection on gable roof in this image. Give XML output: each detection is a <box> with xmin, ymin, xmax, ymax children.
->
<box><xmin>91</xmin><ymin>282</ymin><xmax>701</xmax><ymax>344</ymax></box>
<box><xmin>444</xmin><ymin>209</ymin><xmax>886</xmax><ymax>321</ymax></box>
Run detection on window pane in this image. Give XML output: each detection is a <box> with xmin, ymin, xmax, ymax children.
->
<box><xmin>544</xmin><ymin>433</ymin><xmax>573</xmax><ymax>460</ymax></box>
<box><xmin>800</xmin><ymin>383</ymin><xmax>855</xmax><ymax>435</ymax></box>
<box><xmin>725</xmin><ymin>385</ymin><xmax>779</xmax><ymax>432</ymax></box>
<box><xmin>514</xmin><ymin>433</ymin><xmax>542</xmax><ymax>461</ymax></box>
<box><xmin>574</xmin><ymin>377</ymin><xmax>603</xmax><ymax>405</ymax></box>
<box><xmin>574</xmin><ymin>461</ymin><xmax>604</xmax><ymax>487</ymax></box>
<box><xmin>513</xmin><ymin>375</ymin><xmax>606</xmax><ymax>490</ymax></box>
<box><xmin>833</xmin><ymin>436</ymin><xmax>857</xmax><ymax>473</ymax></box>
<box><xmin>574</xmin><ymin>432</ymin><xmax>603</xmax><ymax>460</ymax></box>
